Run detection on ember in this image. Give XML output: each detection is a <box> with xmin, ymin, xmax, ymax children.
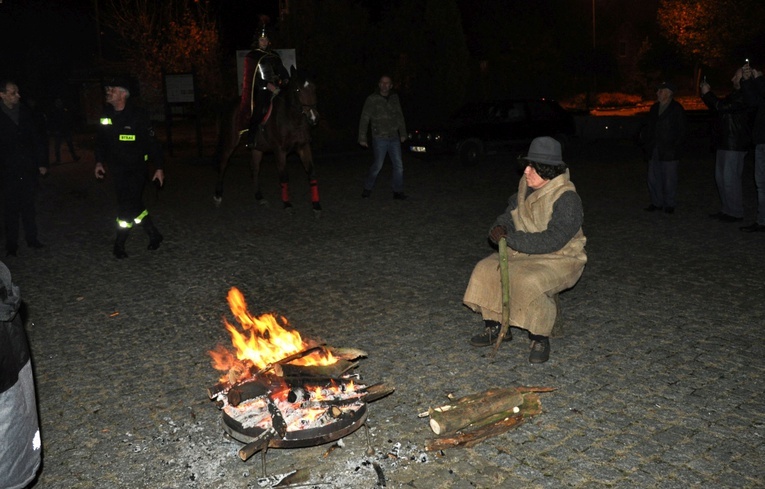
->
<box><xmin>207</xmin><ymin>287</ymin><xmax>394</xmax><ymax>463</ymax></box>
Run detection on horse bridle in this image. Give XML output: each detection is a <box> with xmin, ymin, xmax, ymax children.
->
<box><xmin>294</xmin><ymin>81</ymin><xmax>319</xmax><ymax>125</ymax></box>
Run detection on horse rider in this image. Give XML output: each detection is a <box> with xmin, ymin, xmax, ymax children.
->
<box><xmin>237</xmin><ymin>19</ymin><xmax>290</xmax><ymax>149</ymax></box>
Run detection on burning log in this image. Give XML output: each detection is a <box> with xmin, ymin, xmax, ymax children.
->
<box><xmin>280</xmin><ymin>359</ymin><xmax>358</xmax><ymax>379</ymax></box>
<box><xmin>424</xmin><ymin>387</ymin><xmax>554</xmax><ymax>451</ymax></box>
<box><xmin>227</xmin><ymin>379</ymin><xmax>269</xmax><ymax>407</ymax></box>
<box><xmin>326</xmin><ymin>347</ymin><xmax>368</xmax><ymax>361</ymax></box>
<box><xmin>256</xmin><ymin>345</ymin><xmax>326</xmax><ymax>376</ymax></box>
<box><xmin>359</xmin><ymin>382</ymin><xmax>395</xmax><ymax>403</ymax></box>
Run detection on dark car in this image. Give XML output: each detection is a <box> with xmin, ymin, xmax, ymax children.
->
<box><xmin>407</xmin><ymin>99</ymin><xmax>576</xmax><ymax>166</ymax></box>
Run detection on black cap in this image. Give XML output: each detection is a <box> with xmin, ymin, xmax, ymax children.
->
<box><xmin>105</xmin><ymin>76</ymin><xmax>131</xmax><ymax>91</ymax></box>
<box><xmin>657</xmin><ymin>81</ymin><xmax>677</xmax><ymax>93</ymax></box>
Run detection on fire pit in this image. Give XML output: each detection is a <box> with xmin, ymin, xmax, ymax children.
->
<box><xmin>208</xmin><ymin>288</ymin><xmax>393</xmax><ymax>463</ymax></box>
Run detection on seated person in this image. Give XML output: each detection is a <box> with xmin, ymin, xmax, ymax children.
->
<box><xmin>463</xmin><ymin>136</ymin><xmax>587</xmax><ymax>363</ymax></box>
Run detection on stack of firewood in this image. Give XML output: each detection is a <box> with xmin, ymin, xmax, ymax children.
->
<box><xmin>423</xmin><ymin>386</ymin><xmax>554</xmax><ymax>451</ymax></box>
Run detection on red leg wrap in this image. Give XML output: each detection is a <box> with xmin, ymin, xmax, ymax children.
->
<box><xmin>281</xmin><ymin>182</ymin><xmax>290</xmax><ymax>202</ymax></box>
<box><xmin>310</xmin><ymin>180</ymin><xmax>320</xmax><ymax>203</ymax></box>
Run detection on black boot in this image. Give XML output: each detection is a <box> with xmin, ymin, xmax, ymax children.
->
<box><xmin>470</xmin><ymin>320</ymin><xmax>512</xmax><ymax>347</ymax></box>
<box><xmin>142</xmin><ymin>215</ymin><xmax>163</xmax><ymax>251</ymax></box>
<box><xmin>113</xmin><ymin>229</ymin><xmax>129</xmax><ymax>259</ymax></box>
<box><xmin>528</xmin><ymin>333</ymin><xmax>550</xmax><ymax>363</ymax></box>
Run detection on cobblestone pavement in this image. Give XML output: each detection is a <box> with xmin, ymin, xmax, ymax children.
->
<box><xmin>3</xmin><ymin>126</ymin><xmax>765</xmax><ymax>488</ymax></box>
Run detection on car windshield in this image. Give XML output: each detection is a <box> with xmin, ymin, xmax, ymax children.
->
<box><xmin>450</xmin><ymin>101</ymin><xmax>527</xmax><ymax>123</ymax></box>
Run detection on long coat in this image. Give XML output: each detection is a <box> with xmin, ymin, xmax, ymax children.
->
<box><xmin>463</xmin><ymin>171</ymin><xmax>587</xmax><ymax>336</ymax></box>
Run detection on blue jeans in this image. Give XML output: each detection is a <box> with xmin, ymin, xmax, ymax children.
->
<box><xmin>647</xmin><ymin>148</ymin><xmax>678</xmax><ymax>208</ymax></box>
<box><xmin>365</xmin><ymin>137</ymin><xmax>404</xmax><ymax>193</ymax></box>
<box><xmin>755</xmin><ymin>144</ymin><xmax>765</xmax><ymax>225</ymax></box>
<box><xmin>714</xmin><ymin>149</ymin><xmax>746</xmax><ymax>218</ymax></box>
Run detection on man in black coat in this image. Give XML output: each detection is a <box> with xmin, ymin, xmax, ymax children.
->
<box><xmin>740</xmin><ymin>64</ymin><xmax>765</xmax><ymax>232</ymax></box>
<box><xmin>94</xmin><ymin>77</ymin><xmax>164</xmax><ymax>259</ymax></box>
<box><xmin>0</xmin><ymin>78</ymin><xmax>48</xmax><ymax>257</ymax></box>
<box><xmin>640</xmin><ymin>81</ymin><xmax>688</xmax><ymax>214</ymax></box>
<box><xmin>701</xmin><ymin>68</ymin><xmax>753</xmax><ymax>222</ymax></box>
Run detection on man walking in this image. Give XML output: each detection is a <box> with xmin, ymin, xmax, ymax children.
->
<box><xmin>94</xmin><ymin>77</ymin><xmax>164</xmax><ymax>259</ymax></box>
<box><xmin>740</xmin><ymin>63</ymin><xmax>765</xmax><ymax>232</ymax></box>
<box><xmin>358</xmin><ymin>75</ymin><xmax>408</xmax><ymax>200</ymax></box>
<box><xmin>640</xmin><ymin>81</ymin><xmax>688</xmax><ymax>214</ymax></box>
<box><xmin>701</xmin><ymin>68</ymin><xmax>752</xmax><ymax>223</ymax></box>
<box><xmin>0</xmin><ymin>78</ymin><xmax>48</xmax><ymax>257</ymax></box>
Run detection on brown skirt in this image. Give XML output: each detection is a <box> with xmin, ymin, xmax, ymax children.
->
<box><xmin>463</xmin><ymin>252</ymin><xmax>585</xmax><ymax>336</ymax></box>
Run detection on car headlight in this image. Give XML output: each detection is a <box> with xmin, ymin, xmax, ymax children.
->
<box><xmin>434</xmin><ymin>134</ymin><xmax>442</xmax><ymax>141</ymax></box>
<box><xmin>426</xmin><ymin>134</ymin><xmax>432</xmax><ymax>141</ymax></box>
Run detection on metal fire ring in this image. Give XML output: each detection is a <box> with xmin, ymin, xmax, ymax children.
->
<box><xmin>222</xmin><ymin>402</ymin><xmax>368</xmax><ymax>449</ymax></box>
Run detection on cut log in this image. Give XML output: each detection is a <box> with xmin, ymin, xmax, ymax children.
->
<box><xmin>428</xmin><ymin>387</ymin><xmax>524</xmax><ymax>435</ymax></box>
<box><xmin>227</xmin><ymin>379</ymin><xmax>269</xmax><ymax>407</ymax></box>
<box><xmin>425</xmin><ymin>394</ymin><xmax>543</xmax><ymax>451</ymax></box>
<box><xmin>360</xmin><ymin>382</ymin><xmax>396</xmax><ymax>403</ymax></box>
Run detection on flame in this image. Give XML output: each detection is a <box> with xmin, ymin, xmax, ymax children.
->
<box><xmin>209</xmin><ymin>287</ymin><xmax>336</xmax><ymax>384</ymax></box>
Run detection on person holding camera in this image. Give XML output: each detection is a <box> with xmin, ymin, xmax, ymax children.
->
<box><xmin>700</xmin><ymin>67</ymin><xmax>753</xmax><ymax>223</ymax></box>
<box><xmin>740</xmin><ymin>63</ymin><xmax>765</xmax><ymax>232</ymax></box>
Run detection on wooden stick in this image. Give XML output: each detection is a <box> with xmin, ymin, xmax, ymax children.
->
<box><xmin>491</xmin><ymin>237</ymin><xmax>511</xmax><ymax>359</ymax></box>
<box><xmin>238</xmin><ymin>427</ymin><xmax>276</xmax><ymax>461</ymax></box>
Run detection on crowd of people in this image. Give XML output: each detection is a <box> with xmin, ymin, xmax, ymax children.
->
<box><xmin>639</xmin><ymin>63</ymin><xmax>765</xmax><ymax>232</ymax></box>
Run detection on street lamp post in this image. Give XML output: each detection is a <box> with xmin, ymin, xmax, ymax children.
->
<box><xmin>590</xmin><ymin>0</ymin><xmax>597</xmax><ymax>109</ymax></box>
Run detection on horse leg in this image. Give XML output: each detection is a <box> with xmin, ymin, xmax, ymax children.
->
<box><xmin>275</xmin><ymin>149</ymin><xmax>293</xmax><ymax>212</ymax></box>
<box><xmin>214</xmin><ymin>135</ymin><xmax>241</xmax><ymax>206</ymax></box>
<box><xmin>296</xmin><ymin>145</ymin><xmax>322</xmax><ymax>214</ymax></box>
<box><xmin>251</xmin><ymin>149</ymin><xmax>268</xmax><ymax>206</ymax></box>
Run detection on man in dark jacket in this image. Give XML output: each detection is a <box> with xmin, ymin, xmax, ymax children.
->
<box><xmin>357</xmin><ymin>75</ymin><xmax>408</xmax><ymax>200</ymax></box>
<box><xmin>740</xmin><ymin>64</ymin><xmax>765</xmax><ymax>232</ymax></box>
<box><xmin>0</xmin><ymin>78</ymin><xmax>48</xmax><ymax>257</ymax></box>
<box><xmin>640</xmin><ymin>81</ymin><xmax>688</xmax><ymax>214</ymax></box>
<box><xmin>94</xmin><ymin>77</ymin><xmax>164</xmax><ymax>259</ymax></box>
<box><xmin>701</xmin><ymin>68</ymin><xmax>753</xmax><ymax>222</ymax></box>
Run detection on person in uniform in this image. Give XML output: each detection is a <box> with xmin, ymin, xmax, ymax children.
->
<box><xmin>237</xmin><ymin>19</ymin><xmax>290</xmax><ymax>148</ymax></box>
<box><xmin>94</xmin><ymin>77</ymin><xmax>164</xmax><ymax>259</ymax></box>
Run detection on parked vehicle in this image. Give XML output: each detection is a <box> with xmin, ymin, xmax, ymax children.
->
<box><xmin>407</xmin><ymin>99</ymin><xmax>576</xmax><ymax>166</ymax></box>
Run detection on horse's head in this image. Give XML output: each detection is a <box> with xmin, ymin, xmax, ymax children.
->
<box><xmin>290</xmin><ymin>76</ymin><xmax>319</xmax><ymax>127</ymax></box>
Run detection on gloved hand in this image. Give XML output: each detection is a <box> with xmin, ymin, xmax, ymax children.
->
<box><xmin>489</xmin><ymin>225</ymin><xmax>507</xmax><ymax>243</ymax></box>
